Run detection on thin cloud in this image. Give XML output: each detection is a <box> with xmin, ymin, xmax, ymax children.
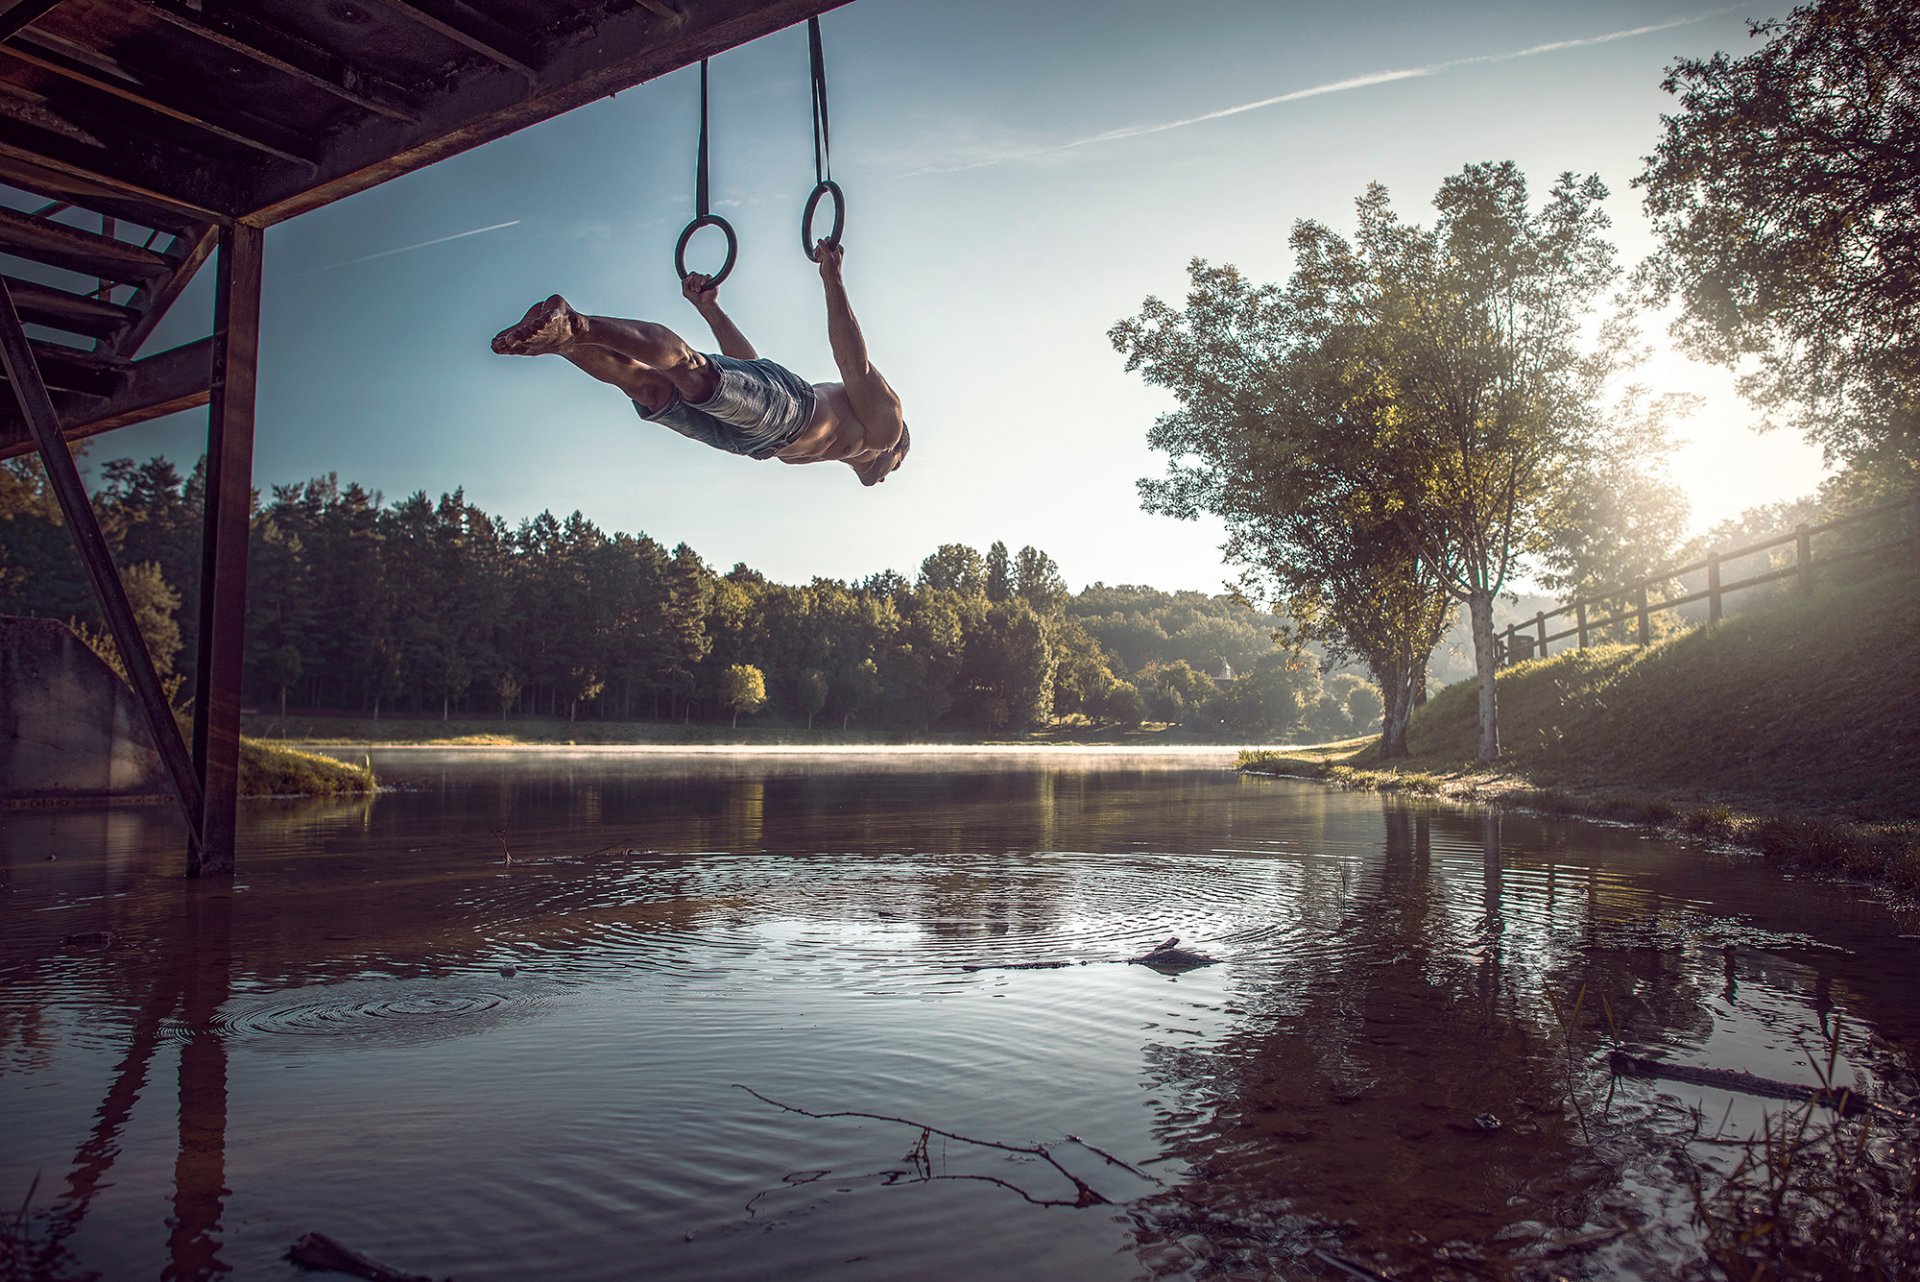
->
<box><xmin>274</xmin><ymin>219</ymin><xmax>522</xmax><ymax>282</ymax></box>
<box><xmin>911</xmin><ymin>8</ymin><xmax>1735</xmax><ymax>176</ymax></box>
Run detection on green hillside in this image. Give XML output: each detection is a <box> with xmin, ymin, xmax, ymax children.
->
<box><xmin>1410</xmin><ymin>571</ymin><xmax>1920</xmax><ymax>818</ymax></box>
<box><xmin>1244</xmin><ymin>567</ymin><xmax>1920</xmax><ymax>884</ymax></box>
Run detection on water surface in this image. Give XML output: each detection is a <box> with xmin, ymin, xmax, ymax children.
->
<box><xmin>3</xmin><ymin>749</ymin><xmax>1916</xmax><ymax>1280</ymax></box>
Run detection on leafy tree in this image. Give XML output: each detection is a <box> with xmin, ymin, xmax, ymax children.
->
<box><xmin>984</xmin><ymin>541</ymin><xmax>1012</xmax><ymax>602</ymax></box>
<box><xmin>1205</xmin><ymin>651</ymin><xmax>1318</xmax><ymax>740</ymax></box>
<box><xmin>120</xmin><ymin>562</ymin><xmax>182</xmax><ymax>677</ymax></box>
<box><xmin>1100</xmin><ymin>680</ymin><xmax>1146</xmax><ymax>728</ymax></box>
<box><xmin>723</xmin><ymin>663</ymin><xmax>766</xmax><ymax>728</ymax></box>
<box><xmin>1138</xmin><ymin>660</ymin><xmax>1216</xmax><ymax>725</ymax></box>
<box><xmin>1309</xmin><ymin>165</ymin><xmax>1628</xmax><ymax>760</ymax></box>
<box><xmin>918</xmin><ymin>543</ymin><xmax>985</xmax><ymax>596</ymax></box>
<box><xmin>1113</xmin><ymin>254</ymin><xmax>1452</xmax><ymax>756</ymax></box>
<box><xmin>1012</xmin><ymin>545</ymin><xmax>1066</xmax><ymax>611</ymax></box>
<box><xmin>664</xmin><ymin>543</ymin><xmax>713</xmax><ymax>721</ymax></box>
<box><xmin>1331</xmin><ymin>673</ymin><xmax>1383</xmax><ymax>734</ymax></box>
<box><xmin>1637</xmin><ymin>0</ymin><xmax>1920</xmax><ymax>471</ymax></box>
<box><xmin>798</xmin><ymin>667</ymin><xmax>829</xmax><ymax>730</ymax></box>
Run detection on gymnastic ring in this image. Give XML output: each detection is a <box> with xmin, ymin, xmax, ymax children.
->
<box><xmin>802</xmin><ymin>180</ymin><xmax>844</xmax><ymax>260</ymax></box>
<box><xmin>675</xmin><ymin>214</ymin><xmax>737</xmax><ymax>285</ymax></box>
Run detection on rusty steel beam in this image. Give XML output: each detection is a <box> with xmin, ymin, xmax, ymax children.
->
<box><xmin>188</xmin><ymin>221</ymin><xmax>261</xmax><ymax>879</ymax></box>
<box><xmin>244</xmin><ymin>0</ymin><xmax>850</xmax><ymax>225</ymax></box>
<box><xmin>0</xmin><ymin>274</ymin><xmax>204</xmax><ymax>840</ymax></box>
<box><xmin>0</xmin><ymin>335</ymin><xmax>212</xmax><ymax>460</ymax></box>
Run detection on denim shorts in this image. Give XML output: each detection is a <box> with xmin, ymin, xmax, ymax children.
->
<box><xmin>636</xmin><ymin>354</ymin><xmax>816</xmax><ymax>459</ymax></box>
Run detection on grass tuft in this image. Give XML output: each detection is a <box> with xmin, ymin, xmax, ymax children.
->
<box><xmin>238</xmin><ymin>739</ymin><xmax>375</xmax><ymax>797</ymax></box>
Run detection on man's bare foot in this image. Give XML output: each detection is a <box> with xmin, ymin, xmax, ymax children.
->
<box><xmin>491</xmin><ymin>295</ymin><xmax>579</xmax><ymax>355</ymax></box>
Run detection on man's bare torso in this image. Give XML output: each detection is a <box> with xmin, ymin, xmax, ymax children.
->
<box><xmin>775</xmin><ymin>381</ymin><xmax>891</xmax><ymax>466</ymax></box>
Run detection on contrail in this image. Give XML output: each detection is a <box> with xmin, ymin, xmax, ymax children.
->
<box><xmin>273</xmin><ymin>219</ymin><xmax>522</xmax><ymax>282</ymax></box>
<box><xmin>914</xmin><ymin>8</ymin><xmax>1735</xmax><ymax>175</ymax></box>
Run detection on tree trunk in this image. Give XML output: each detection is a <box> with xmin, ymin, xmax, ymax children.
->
<box><xmin>1466</xmin><ymin>587</ymin><xmax>1500</xmax><ymax>762</ymax></box>
<box><xmin>279</xmin><ymin>686</ymin><xmax>287</xmax><ymax>719</ymax></box>
<box><xmin>443</xmin><ymin>694</ymin><xmax>449</xmax><ymax>722</ymax></box>
<box><xmin>732</xmin><ymin>709</ymin><xmax>739</xmax><ymax>729</ymax></box>
<box><xmin>1376</xmin><ymin>664</ymin><xmax>1413</xmax><ymax>759</ymax></box>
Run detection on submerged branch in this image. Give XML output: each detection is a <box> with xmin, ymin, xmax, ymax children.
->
<box><xmin>1608</xmin><ymin>1051</ymin><xmax>1914</xmax><ymax>1122</ymax></box>
<box><xmin>733</xmin><ymin>1085</ymin><xmax>1159</xmax><ymax>1209</ymax></box>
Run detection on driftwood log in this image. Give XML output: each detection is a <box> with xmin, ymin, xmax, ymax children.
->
<box><xmin>287</xmin><ymin>1232</ymin><xmax>439</xmax><ymax>1282</ymax></box>
<box><xmin>1607</xmin><ymin>1050</ymin><xmax>1914</xmax><ymax>1122</ymax></box>
<box><xmin>961</xmin><ymin>936</ymin><xmax>1219</xmax><ymax>974</ymax></box>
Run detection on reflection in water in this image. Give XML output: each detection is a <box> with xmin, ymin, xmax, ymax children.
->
<box><xmin>2</xmin><ymin>751</ymin><xmax>1916</xmax><ymax>1281</ymax></box>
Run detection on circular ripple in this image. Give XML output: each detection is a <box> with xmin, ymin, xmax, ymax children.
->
<box><xmin>192</xmin><ymin>978</ymin><xmax>544</xmax><ymax>1049</ymax></box>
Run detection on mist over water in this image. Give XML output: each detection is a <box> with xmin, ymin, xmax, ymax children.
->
<box><xmin>3</xmin><ymin>750</ymin><xmax>1916</xmax><ymax>1280</ymax></box>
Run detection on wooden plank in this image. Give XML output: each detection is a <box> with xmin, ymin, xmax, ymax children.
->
<box><xmin>188</xmin><ymin>221</ymin><xmax>261</xmax><ymax>878</ymax></box>
<box><xmin>0</xmin><ymin>335</ymin><xmax>212</xmax><ymax>459</ymax></box>
<box><xmin>244</xmin><ymin>0</ymin><xmax>850</xmax><ymax>225</ymax></box>
<box><xmin>143</xmin><ymin>0</ymin><xmax>422</xmax><ymax>125</ymax></box>
<box><xmin>112</xmin><ymin>222</ymin><xmax>214</xmax><ymax>358</ymax></box>
<box><xmin>0</xmin><ymin>33</ymin><xmax>319</xmax><ymax>167</ymax></box>
<box><xmin>0</xmin><ymin>274</ymin><xmax>203</xmax><ymax>840</ymax></box>
<box><xmin>0</xmin><ymin>0</ymin><xmax>63</xmax><ymax>43</ymax></box>
<box><xmin>364</xmin><ymin>0</ymin><xmax>538</xmax><ymax>79</ymax></box>
<box><xmin>1</xmin><ymin>271</ymin><xmax>131</xmax><ymax>336</ymax></box>
<box><xmin>0</xmin><ymin>202</ymin><xmax>171</xmax><ymax>281</ymax></box>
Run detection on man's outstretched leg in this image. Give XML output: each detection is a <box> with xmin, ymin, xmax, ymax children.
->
<box><xmin>556</xmin><ymin>344</ymin><xmax>675</xmax><ymax>413</ymax></box>
<box><xmin>492</xmin><ymin>295</ymin><xmax>717</xmax><ymax>402</ymax></box>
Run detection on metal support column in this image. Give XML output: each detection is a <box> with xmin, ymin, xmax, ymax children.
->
<box><xmin>0</xmin><ymin>277</ymin><xmax>204</xmax><ymax>843</ymax></box>
<box><xmin>188</xmin><ymin>222</ymin><xmax>263</xmax><ymax>878</ymax></box>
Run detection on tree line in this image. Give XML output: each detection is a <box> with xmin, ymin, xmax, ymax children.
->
<box><xmin>0</xmin><ymin>454</ymin><xmax>1382</xmax><ymax>740</ymax></box>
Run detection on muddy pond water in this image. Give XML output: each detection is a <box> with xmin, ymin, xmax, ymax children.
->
<box><xmin>3</xmin><ymin>748</ymin><xmax>1917</xmax><ymax>1281</ymax></box>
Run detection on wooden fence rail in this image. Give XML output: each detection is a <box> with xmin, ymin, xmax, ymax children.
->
<box><xmin>1497</xmin><ymin>488</ymin><xmax>1920</xmax><ymax>667</ymax></box>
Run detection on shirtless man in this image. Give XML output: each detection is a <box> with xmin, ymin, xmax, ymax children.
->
<box><xmin>490</xmin><ymin>243</ymin><xmax>908</xmax><ymax>486</ymax></box>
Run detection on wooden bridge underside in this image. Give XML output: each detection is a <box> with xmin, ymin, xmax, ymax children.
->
<box><xmin>0</xmin><ymin>0</ymin><xmax>844</xmax><ymax>873</ymax></box>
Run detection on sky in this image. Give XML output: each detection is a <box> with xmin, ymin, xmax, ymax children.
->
<box><xmin>103</xmin><ymin>0</ymin><xmax>1817</xmax><ymax>594</ymax></box>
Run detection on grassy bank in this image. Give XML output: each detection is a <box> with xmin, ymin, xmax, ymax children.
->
<box><xmin>1242</xmin><ymin>569</ymin><xmax>1920</xmax><ymax>889</ymax></box>
<box><xmin>239</xmin><ymin>738</ymin><xmax>375</xmax><ymax>797</ymax></box>
<box><xmin>241</xmin><ymin>713</ymin><xmax>1218</xmax><ymax>749</ymax></box>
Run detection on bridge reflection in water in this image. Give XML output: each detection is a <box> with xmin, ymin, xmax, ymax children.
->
<box><xmin>1</xmin><ymin>752</ymin><xmax>1914</xmax><ymax>1281</ymax></box>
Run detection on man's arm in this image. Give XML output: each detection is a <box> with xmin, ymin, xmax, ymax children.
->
<box><xmin>816</xmin><ymin>244</ymin><xmax>904</xmax><ymax>449</ymax></box>
<box><xmin>682</xmin><ymin>273</ymin><xmax>758</xmax><ymax>360</ymax></box>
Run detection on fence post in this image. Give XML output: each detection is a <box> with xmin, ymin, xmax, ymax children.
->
<box><xmin>1535</xmin><ymin>611</ymin><xmax>1547</xmax><ymax>659</ymax></box>
<box><xmin>1575</xmin><ymin>601</ymin><xmax>1588</xmax><ymax>648</ymax></box>
<box><xmin>1502</xmin><ymin>623</ymin><xmax>1516</xmax><ymax>667</ymax></box>
<box><xmin>1636</xmin><ymin>581</ymin><xmax>1650</xmax><ymax>646</ymax></box>
<box><xmin>1797</xmin><ymin>523</ymin><xmax>1813</xmax><ymax>597</ymax></box>
<box><xmin>1707</xmin><ymin>551</ymin><xmax>1722</xmax><ymax>623</ymax></box>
